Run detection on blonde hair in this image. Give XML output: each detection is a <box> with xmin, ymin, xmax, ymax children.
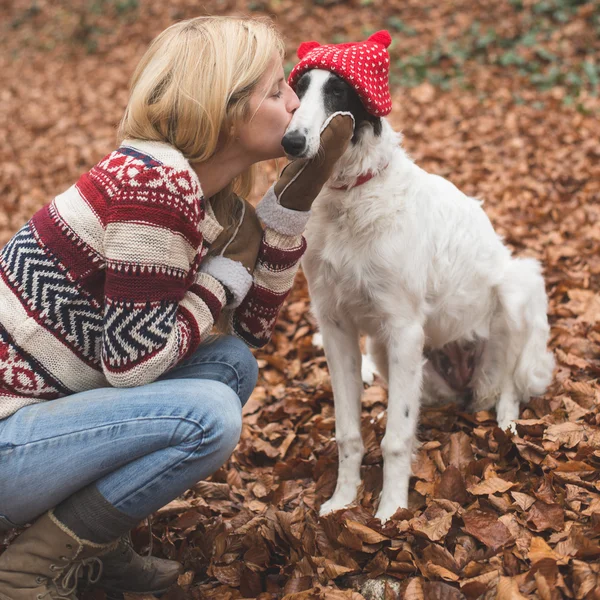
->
<box><xmin>118</xmin><ymin>16</ymin><xmax>285</xmax><ymax>200</ymax></box>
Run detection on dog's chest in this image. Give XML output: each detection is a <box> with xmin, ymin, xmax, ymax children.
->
<box><xmin>305</xmin><ymin>208</ymin><xmax>394</xmax><ymax>326</ymax></box>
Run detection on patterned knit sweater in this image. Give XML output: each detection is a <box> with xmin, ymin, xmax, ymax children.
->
<box><xmin>0</xmin><ymin>139</ymin><xmax>308</xmax><ymax>420</ymax></box>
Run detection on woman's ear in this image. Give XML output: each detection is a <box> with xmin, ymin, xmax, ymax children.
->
<box><xmin>214</xmin><ymin>124</ymin><xmax>235</xmax><ymax>152</ymax></box>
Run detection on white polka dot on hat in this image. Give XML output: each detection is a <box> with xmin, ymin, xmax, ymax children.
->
<box><xmin>288</xmin><ymin>30</ymin><xmax>393</xmax><ymax>117</ymax></box>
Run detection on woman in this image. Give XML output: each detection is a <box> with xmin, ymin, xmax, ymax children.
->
<box><xmin>0</xmin><ymin>16</ymin><xmax>353</xmax><ymax>600</ymax></box>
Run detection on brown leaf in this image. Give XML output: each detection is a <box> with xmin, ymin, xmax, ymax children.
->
<box><xmin>362</xmin><ymin>385</ymin><xmax>387</xmax><ymax>407</ymax></box>
<box><xmin>344</xmin><ymin>520</ymin><xmax>389</xmax><ymax>544</ymax></box>
<box><xmin>422</xmin><ymin>543</ymin><xmax>460</xmax><ymax>575</ymax></box>
<box><xmin>528</xmin><ymin>537</ymin><xmax>564</xmax><ymax>564</ymax></box>
<box><xmin>462</xmin><ymin>510</ymin><xmax>513</xmax><ymax>551</ymax></box>
<box><xmin>511</xmin><ymin>491</ymin><xmax>536</xmax><ymax>511</ymax></box>
<box><xmin>564</xmin><ymin>289</ymin><xmax>600</xmax><ymax>324</ymax></box>
<box><xmin>445</xmin><ymin>432</ymin><xmax>474</xmax><ymax>472</ymax></box>
<box><xmin>210</xmin><ymin>563</ymin><xmax>242</xmax><ymax>587</ymax></box>
<box><xmin>411</xmin><ymin>504</ymin><xmax>453</xmax><ymax>542</ymax></box>
<box><xmin>404</xmin><ymin>578</ymin><xmax>425</xmax><ymax>600</ymax></box>
<box><xmin>311</xmin><ymin>556</ymin><xmax>355</xmax><ymax>579</ymax></box>
<box><xmin>459</xmin><ymin>569</ymin><xmax>500</xmax><ymax>598</ymax></box>
<box><xmin>467</xmin><ymin>477</ymin><xmax>515</xmax><ymax>496</ymax></box>
<box><xmin>544</xmin><ymin>422</ymin><xmax>589</xmax><ymax>448</ymax></box>
<box><xmin>422</xmin><ymin>582</ymin><xmax>466</xmax><ymax>599</ymax></box>
<box><xmin>425</xmin><ymin>562</ymin><xmax>460</xmax><ymax>582</ymax></box>
<box><xmin>526</xmin><ymin>501</ymin><xmax>565</xmax><ymax>532</ymax></box>
<box><xmin>496</xmin><ymin>576</ymin><xmax>529</xmax><ymax>600</ymax></box>
<box><xmin>571</xmin><ymin>559</ymin><xmax>600</xmax><ymax>599</ymax></box>
<box><xmin>282</xmin><ymin>577</ymin><xmax>314</xmax><ymax>596</ymax></box>
<box><xmin>435</xmin><ymin>466</ymin><xmax>469</xmax><ymax>504</ymax></box>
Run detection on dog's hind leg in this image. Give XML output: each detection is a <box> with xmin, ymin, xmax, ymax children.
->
<box><xmin>376</xmin><ymin>321</ymin><xmax>425</xmax><ymax>521</ymax></box>
<box><xmin>319</xmin><ymin>316</ymin><xmax>365</xmax><ymax>516</ymax></box>
<box><xmin>491</xmin><ymin>257</ymin><xmax>554</xmax><ymax>432</ymax></box>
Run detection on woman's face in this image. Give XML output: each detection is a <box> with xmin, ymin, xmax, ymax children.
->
<box><xmin>236</xmin><ymin>54</ymin><xmax>300</xmax><ymax>161</ymax></box>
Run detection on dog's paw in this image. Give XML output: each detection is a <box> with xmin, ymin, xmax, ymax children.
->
<box><xmin>361</xmin><ymin>352</ymin><xmax>379</xmax><ymax>385</ymax></box>
<box><xmin>498</xmin><ymin>419</ymin><xmax>518</xmax><ymax>435</ymax></box>
<box><xmin>374</xmin><ymin>504</ymin><xmax>399</xmax><ymax>524</ymax></box>
<box><xmin>319</xmin><ymin>496</ymin><xmax>353</xmax><ymax>517</ymax></box>
<box><xmin>496</xmin><ymin>404</ymin><xmax>519</xmax><ymax>435</ymax></box>
<box><xmin>375</xmin><ymin>493</ymin><xmax>408</xmax><ymax>523</ymax></box>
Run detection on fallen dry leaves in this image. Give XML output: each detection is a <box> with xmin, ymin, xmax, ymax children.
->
<box><xmin>1</xmin><ymin>0</ymin><xmax>599</xmax><ymax>599</ymax></box>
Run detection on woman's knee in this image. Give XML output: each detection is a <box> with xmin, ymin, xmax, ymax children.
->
<box><xmin>172</xmin><ymin>380</ymin><xmax>243</xmax><ymax>459</ymax></box>
<box><xmin>163</xmin><ymin>335</ymin><xmax>258</xmax><ymax>407</ymax></box>
<box><xmin>190</xmin><ymin>334</ymin><xmax>258</xmax><ymax>406</ymax></box>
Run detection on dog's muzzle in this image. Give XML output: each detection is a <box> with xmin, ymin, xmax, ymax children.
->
<box><xmin>281</xmin><ymin>131</ymin><xmax>307</xmax><ymax>157</ymax></box>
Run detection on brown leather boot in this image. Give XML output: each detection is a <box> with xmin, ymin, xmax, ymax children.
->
<box><xmin>0</xmin><ymin>510</ymin><xmax>118</xmax><ymax>600</ymax></box>
<box><xmin>94</xmin><ymin>533</ymin><xmax>183</xmax><ymax>598</ymax></box>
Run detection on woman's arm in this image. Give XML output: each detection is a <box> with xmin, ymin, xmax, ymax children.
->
<box><xmin>230</xmin><ymin>186</ymin><xmax>308</xmax><ymax>348</ymax></box>
<box><xmin>101</xmin><ymin>165</ymin><xmax>230</xmax><ymax>387</ymax></box>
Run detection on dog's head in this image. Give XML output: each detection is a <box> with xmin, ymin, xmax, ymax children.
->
<box><xmin>282</xmin><ymin>69</ymin><xmax>382</xmax><ymax>159</ymax></box>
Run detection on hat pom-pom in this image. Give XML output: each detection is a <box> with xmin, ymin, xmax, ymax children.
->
<box><xmin>368</xmin><ymin>30</ymin><xmax>391</xmax><ymax>48</ymax></box>
<box><xmin>297</xmin><ymin>41</ymin><xmax>321</xmax><ymax>59</ymax></box>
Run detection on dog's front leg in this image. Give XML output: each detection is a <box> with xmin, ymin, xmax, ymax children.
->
<box><xmin>319</xmin><ymin>316</ymin><xmax>364</xmax><ymax>516</ymax></box>
<box><xmin>496</xmin><ymin>378</ymin><xmax>520</xmax><ymax>434</ymax></box>
<box><xmin>376</xmin><ymin>322</ymin><xmax>425</xmax><ymax>522</ymax></box>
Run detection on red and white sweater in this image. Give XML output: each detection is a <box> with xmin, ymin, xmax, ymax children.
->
<box><xmin>0</xmin><ymin>139</ymin><xmax>308</xmax><ymax>420</ymax></box>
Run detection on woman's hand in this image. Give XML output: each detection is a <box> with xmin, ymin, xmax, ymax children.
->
<box><xmin>208</xmin><ymin>194</ymin><xmax>263</xmax><ymax>274</ymax></box>
<box><xmin>200</xmin><ymin>193</ymin><xmax>263</xmax><ymax>308</ymax></box>
<box><xmin>274</xmin><ymin>112</ymin><xmax>355</xmax><ymax>212</ymax></box>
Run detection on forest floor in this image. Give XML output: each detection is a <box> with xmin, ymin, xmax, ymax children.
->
<box><xmin>1</xmin><ymin>1</ymin><xmax>599</xmax><ymax>598</ymax></box>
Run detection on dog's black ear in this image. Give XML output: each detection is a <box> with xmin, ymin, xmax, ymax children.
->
<box><xmin>352</xmin><ymin>117</ymin><xmax>382</xmax><ymax>144</ymax></box>
<box><xmin>371</xmin><ymin>117</ymin><xmax>382</xmax><ymax>137</ymax></box>
<box><xmin>325</xmin><ymin>73</ymin><xmax>383</xmax><ymax>142</ymax></box>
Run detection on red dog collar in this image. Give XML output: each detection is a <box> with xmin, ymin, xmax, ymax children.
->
<box><xmin>330</xmin><ymin>164</ymin><xmax>389</xmax><ymax>191</ymax></box>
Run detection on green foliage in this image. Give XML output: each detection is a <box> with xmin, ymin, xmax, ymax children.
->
<box><xmin>385</xmin><ymin>16</ymin><xmax>417</xmax><ymax>36</ymax></box>
<box><xmin>11</xmin><ymin>0</ymin><xmax>139</xmax><ymax>54</ymax></box>
<box><xmin>531</xmin><ymin>0</ymin><xmax>589</xmax><ymax>22</ymax></box>
<box><xmin>387</xmin><ymin>1</ymin><xmax>599</xmax><ymax>103</ymax></box>
<box><xmin>10</xmin><ymin>1</ymin><xmax>40</xmax><ymax>29</ymax></box>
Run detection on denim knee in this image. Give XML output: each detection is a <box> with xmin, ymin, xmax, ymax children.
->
<box><xmin>172</xmin><ymin>380</ymin><xmax>243</xmax><ymax>461</ymax></box>
<box><xmin>162</xmin><ymin>335</ymin><xmax>258</xmax><ymax>407</ymax></box>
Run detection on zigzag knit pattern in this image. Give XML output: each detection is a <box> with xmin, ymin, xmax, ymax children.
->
<box><xmin>0</xmin><ymin>139</ymin><xmax>307</xmax><ymax>420</ymax></box>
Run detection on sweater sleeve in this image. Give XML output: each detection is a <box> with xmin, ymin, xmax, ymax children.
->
<box><xmin>101</xmin><ymin>165</ymin><xmax>228</xmax><ymax>387</ymax></box>
<box><xmin>230</xmin><ymin>184</ymin><xmax>308</xmax><ymax>348</ymax></box>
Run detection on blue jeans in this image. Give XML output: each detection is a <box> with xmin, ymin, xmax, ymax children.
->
<box><xmin>0</xmin><ymin>335</ymin><xmax>258</xmax><ymax>531</ymax></box>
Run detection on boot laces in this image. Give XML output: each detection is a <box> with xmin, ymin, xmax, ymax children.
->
<box><xmin>62</xmin><ymin>556</ymin><xmax>103</xmax><ymax>594</ymax></box>
<box><xmin>43</xmin><ymin>555</ymin><xmax>104</xmax><ymax>598</ymax></box>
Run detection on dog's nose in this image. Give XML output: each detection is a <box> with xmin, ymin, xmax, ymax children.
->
<box><xmin>282</xmin><ymin>131</ymin><xmax>306</xmax><ymax>156</ymax></box>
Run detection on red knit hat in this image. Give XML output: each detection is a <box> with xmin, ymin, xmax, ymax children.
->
<box><xmin>288</xmin><ymin>30</ymin><xmax>393</xmax><ymax>117</ymax></box>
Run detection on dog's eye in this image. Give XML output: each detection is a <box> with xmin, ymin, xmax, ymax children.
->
<box><xmin>296</xmin><ymin>78</ymin><xmax>309</xmax><ymax>96</ymax></box>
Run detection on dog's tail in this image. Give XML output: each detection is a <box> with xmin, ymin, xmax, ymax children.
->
<box><xmin>497</xmin><ymin>257</ymin><xmax>555</xmax><ymax>399</ymax></box>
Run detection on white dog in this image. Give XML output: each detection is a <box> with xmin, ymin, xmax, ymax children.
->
<box><xmin>282</xmin><ymin>70</ymin><xmax>555</xmax><ymax>522</ymax></box>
